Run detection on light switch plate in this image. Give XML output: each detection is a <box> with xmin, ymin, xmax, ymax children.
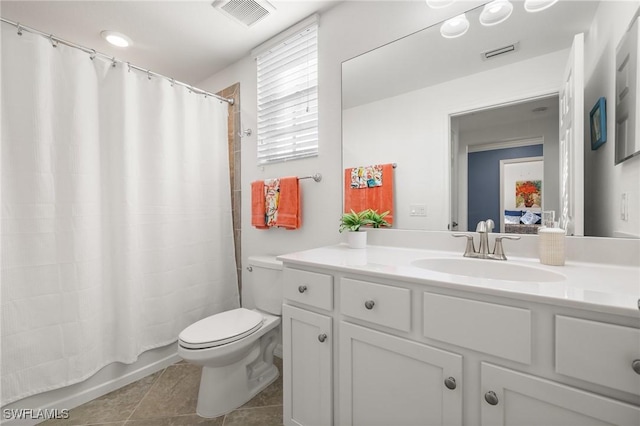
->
<box><xmin>410</xmin><ymin>204</ymin><xmax>427</xmax><ymax>217</ymax></box>
<box><xmin>621</xmin><ymin>193</ymin><xmax>629</xmax><ymax>221</ymax></box>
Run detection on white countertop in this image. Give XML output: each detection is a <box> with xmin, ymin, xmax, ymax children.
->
<box><xmin>278</xmin><ymin>244</ymin><xmax>640</xmax><ymax>318</ymax></box>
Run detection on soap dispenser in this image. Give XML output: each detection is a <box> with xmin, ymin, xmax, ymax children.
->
<box><xmin>538</xmin><ymin>211</ymin><xmax>565</xmax><ymax>266</ymax></box>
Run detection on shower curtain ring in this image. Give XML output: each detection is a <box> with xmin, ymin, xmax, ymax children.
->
<box><xmin>49</xmin><ymin>35</ymin><xmax>58</xmax><ymax>48</ymax></box>
<box><xmin>16</xmin><ymin>23</ymin><xmax>23</xmax><ymax>36</ymax></box>
<box><xmin>90</xmin><ymin>49</ymin><xmax>97</xmax><ymax>61</ymax></box>
<box><xmin>127</xmin><ymin>62</ymin><xmax>131</xmax><ymax>73</ymax></box>
<box><xmin>170</xmin><ymin>78</ymin><xmax>175</xmax><ymax>87</ymax></box>
<box><xmin>111</xmin><ymin>57</ymin><xmax>117</xmax><ymax>68</ymax></box>
<box><xmin>147</xmin><ymin>70</ymin><xmax>152</xmax><ymax>80</ymax></box>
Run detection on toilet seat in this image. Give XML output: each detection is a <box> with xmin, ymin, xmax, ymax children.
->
<box><xmin>179</xmin><ymin>308</ymin><xmax>264</xmax><ymax>350</ymax></box>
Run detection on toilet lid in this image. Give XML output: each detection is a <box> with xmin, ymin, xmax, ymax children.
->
<box><xmin>179</xmin><ymin>308</ymin><xmax>264</xmax><ymax>350</ymax></box>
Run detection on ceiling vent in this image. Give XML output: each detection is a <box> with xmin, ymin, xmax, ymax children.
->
<box><xmin>212</xmin><ymin>0</ymin><xmax>275</xmax><ymax>27</ymax></box>
<box><xmin>481</xmin><ymin>42</ymin><xmax>520</xmax><ymax>61</ymax></box>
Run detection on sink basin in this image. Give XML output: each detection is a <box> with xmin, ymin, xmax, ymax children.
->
<box><xmin>411</xmin><ymin>258</ymin><xmax>565</xmax><ymax>282</ymax></box>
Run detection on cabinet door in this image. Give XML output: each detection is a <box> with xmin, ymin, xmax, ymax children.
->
<box><xmin>283</xmin><ymin>304</ymin><xmax>333</xmax><ymax>426</ymax></box>
<box><xmin>339</xmin><ymin>322</ymin><xmax>462</xmax><ymax>426</ymax></box>
<box><xmin>481</xmin><ymin>363</ymin><xmax>640</xmax><ymax>426</ymax></box>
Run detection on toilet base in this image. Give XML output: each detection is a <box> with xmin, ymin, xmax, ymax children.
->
<box><xmin>195</xmin><ymin>327</ymin><xmax>280</xmax><ymax>418</ymax></box>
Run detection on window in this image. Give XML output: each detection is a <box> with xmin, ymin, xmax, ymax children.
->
<box><xmin>255</xmin><ymin>17</ymin><xmax>318</xmax><ymax>164</ymax></box>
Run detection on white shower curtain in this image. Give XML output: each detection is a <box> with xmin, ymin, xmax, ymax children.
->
<box><xmin>1</xmin><ymin>25</ymin><xmax>239</xmax><ymax>405</ymax></box>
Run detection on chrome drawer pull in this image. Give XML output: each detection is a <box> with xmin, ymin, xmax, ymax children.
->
<box><xmin>298</xmin><ymin>285</ymin><xmax>307</xmax><ymax>293</ymax></box>
<box><xmin>318</xmin><ymin>333</ymin><xmax>327</xmax><ymax>343</ymax></box>
<box><xmin>484</xmin><ymin>391</ymin><xmax>499</xmax><ymax>406</ymax></box>
<box><xmin>632</xmin><ymin>359</ymin><xmax>640</xmax><ymax>375</ymax></box>
<box><xmin>364</xmin><ymin>300</ymin><xmax>375</xmax><ymax>310</ymax></box>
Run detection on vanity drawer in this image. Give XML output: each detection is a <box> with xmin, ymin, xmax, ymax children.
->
<box><xmin>556</xmin><ymin>316</ymin><xmax>640</xmax><ymax>396</ymax></box>
<box><xmin>283</xmin><ymin>268</ymin><xmax>333</xmax><ymax>311</ymax></box>
<box><xmin>340</xmin><ymin>278</ymin><xmax>411</xmax><ymax>332</ymax></box>
<box><xmin>423</xmin><ymin>292</ymin><xmax>531</xmax><ymax>364</ymax></box>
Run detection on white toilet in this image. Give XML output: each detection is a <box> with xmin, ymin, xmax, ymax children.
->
<box><xmin>178</xmin><ymin>255</ymin><xmax>283</xmax><ymax>418</ymax></box>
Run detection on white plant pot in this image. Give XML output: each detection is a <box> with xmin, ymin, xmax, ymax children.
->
<box><xmin>347</xmin><ymin>231</ymin><xmax>367</xmax><ymax>249</ymax></box>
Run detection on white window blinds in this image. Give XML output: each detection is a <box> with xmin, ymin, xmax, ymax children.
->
<box><xmin>256</xmin><ymin>21</ymin><xmax>318</xmax><ymax>164</ymax></box>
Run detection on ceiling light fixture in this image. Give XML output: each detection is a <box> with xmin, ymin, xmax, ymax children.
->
<box><xmin>426</xmin><ymin>0</ymin><xmax>455</xmax><ymax>9</ymax></box>
<box><xmin>479</xmin><ymin>0</ymin><xmax>513</xmax><ymax>26</ymax></box>
<box><xmin>524</xmin><ymin>0</ymin><xmax>559</xmax><ymax>13</ymax></box>
<box><xmin>440</xmin><ymin>13</ymin><xmax>470</xmax><ymax>39</ymax></box>
<box><xmin>101</xmin><ymin>31</ymin><xmax>132</xmax><ymax>48</ymax></box>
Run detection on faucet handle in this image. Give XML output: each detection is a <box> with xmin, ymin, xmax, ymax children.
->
<box><xmin>496</xmin><ymin>235</ymin><xmax>521</xmax><ymax>241</ymax></box>
<box><xmin>452</xmin><ymin>233</ymin><xmax>476</xmax><ymax>257</ymax></box>
<box><xmin>492</xmin><ymin>235</ymin><xmax>521</xmax><ymax>260</ymax></box>
<box><xmin>485</xmin><ymin>219</ymin><xmax>495</xmax><ymax>232</ymax></box>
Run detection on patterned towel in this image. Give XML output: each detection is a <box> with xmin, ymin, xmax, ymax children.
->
<box><xmin>350</xmin><ymin>165</ymin><xmax>383</xmax><ymax>189</ymax></box>
<box><xmin>264</xmin><ymin>178</ymin><xmax>280</xmax><ymax>227</ymax></box>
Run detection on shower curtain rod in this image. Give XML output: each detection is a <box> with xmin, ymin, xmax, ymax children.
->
<box><xmin>0</xmin><ymin>17</ymin><xmax>235</xmax><ymax>105</ymax></box>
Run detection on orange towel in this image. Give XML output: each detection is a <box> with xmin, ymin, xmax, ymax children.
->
<box><xmin>276</xmin><ymin>177</ymin><xmax>301</xmax><ymax>229</ymax></box>
<box><xmin>344</xmin><ymin>163</ymin><xmax>394</xmax><ymax>225</ymax></box>
<box><xmin>251</xmin><ymin>180</ymin><xmax>268</xmax><ymax>229</ymax></box>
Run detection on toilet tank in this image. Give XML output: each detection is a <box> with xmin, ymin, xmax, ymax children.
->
<box><xmin>248</xmin><ymin>255</ymin><xmax>283</xmax><ymax>315</ymax></box>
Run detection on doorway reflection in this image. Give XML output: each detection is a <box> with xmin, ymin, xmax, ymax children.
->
<box><xmin>451</xmin><ymin>95</ymin><xmax>560</xmax><ymax>233</ymax></box>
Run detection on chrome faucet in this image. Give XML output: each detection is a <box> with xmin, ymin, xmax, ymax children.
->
<box><xmin>453</xmin><ymin>220</ymin><xmax>520</xmax><ymax>260</ymax></box>
<box><xmin>476</xmin><ymin>219</ymin><xmax>494</xmax><ymax>257</ymax></box>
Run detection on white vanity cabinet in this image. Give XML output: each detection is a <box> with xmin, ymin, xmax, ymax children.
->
<box><xmin>282</xmin><ymin>268</ymin><xmax>334</xmax><ymax>426</ymax></box>
<box><xmin>338</xmin><ymin>277</ymin><xmax>462</xmax><ymax>425</ymax></box>
<box><xmin>339</xmin><ymin>321</ymin><xmax>462</xmax><ymax>425</ymax></box>
<box><xmin>480</xmin><ymin>363</ymin><xmax>640</xmax><ymax>426</ymax></box>
<box><xmin>281</xmin><ymin>255</ymin><xmax>640</xmax><ymax>426</ymax></box>
<box><xmin>423</xmin><ymin>292</ymin><xmax>640</xmax><ymax>425</ymax></box>
<box><xmin>283</xmin><ymin>269</ymin><xmax>464</xmax><ymax>426</ymax></box>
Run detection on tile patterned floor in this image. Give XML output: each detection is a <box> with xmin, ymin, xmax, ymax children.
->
<box><xmin>40</xmin><ymin>358</ymin><xmax>283</xmax><ymax>426</ymax></box>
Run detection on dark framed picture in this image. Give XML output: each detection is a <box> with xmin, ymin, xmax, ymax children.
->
<box><xmin>590</xmin><ymin>97</ymin><xmax>607</xmax><ymax>150</ymax></box>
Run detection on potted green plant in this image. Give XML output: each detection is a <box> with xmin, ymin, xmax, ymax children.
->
<box><xmin>363</xmin><ymin>209</ymin><xmax>390</xmax><ymax>229</ymax></box>
<box><xmin>339</xmin><ymin>210</ymin><xmax>370</xmax><ymax>248</ymax></box>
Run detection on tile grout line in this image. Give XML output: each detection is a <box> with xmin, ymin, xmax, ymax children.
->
<box><xmin>221</xmin><ymin>403</ymin><xmax>284</xmax><ymax>426</ymax></box>
<box><xmin>233</xmin><ymin>404</ymin><xmax>284</xmax><ymax>411</ymax></box>
<box><xmin>122</xmin><ymin>364</ymin><xmax>171</xmax><ymax>424</ymax></box>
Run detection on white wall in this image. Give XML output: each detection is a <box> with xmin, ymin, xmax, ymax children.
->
<box><xmin>584</xmin><ymin>0</ymin><xmax>640</xmax><ymax>238</ymax></box>
<box><xmin>197</xmin><ymin>0</ymin><xmax>485</xmax><ymax>306</ymax></box>
<box><xmin>344</xmin><ymin>49</ymin><xmax>567</xmax><ymax>230</ymax></box>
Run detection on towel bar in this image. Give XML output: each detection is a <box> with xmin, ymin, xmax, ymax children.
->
<box><xmin>299</xmin><ymin>173</ymin><xmax>322</xmax><ymax>182</ymax></box>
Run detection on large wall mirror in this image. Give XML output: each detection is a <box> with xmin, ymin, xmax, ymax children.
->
<box><xmin>342</xmin><ymin>0</ymin><xmax>640</xmax><ymax>238</ymax></box>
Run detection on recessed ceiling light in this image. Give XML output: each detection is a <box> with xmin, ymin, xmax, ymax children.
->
<box><xmin>440</xmin><ymin>14</ymin><xmax>470</xmax><ymax>39</ymax></box>
<box><xmin>101</xmin><ymin>31</ymin><xmax>132</xmax><ymax>48</ymax></box>
<box><xmin>524</xmin><ymin>0</ymin><xmax>559</xmax><ymax>13</ymax></box>
<box><xmin>426</xmin><ymin>0</ymin><xmax>455</xmax><ymax>9</ymax></box>
<box><xmin>479</xmin><ymin>0</ymin><xmax>513</xmax><ymax>26</ymax></box>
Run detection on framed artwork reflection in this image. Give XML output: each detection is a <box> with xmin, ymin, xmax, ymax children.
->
<box><xmin>590</xmin><ymin>97</ymin><xmax>607</xmax><ymax>150</ymax></box>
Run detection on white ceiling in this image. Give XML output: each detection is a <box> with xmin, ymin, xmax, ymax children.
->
<box><xmin>0</xmin><ymin>0</ymin><xmax>341</xmax><ymax>85</ymax></box>
<box><xmin>455</xmin><ymin>95</ymin><xmax>559</xmax><ymax>137</ymax></box>
<box><xmin>342</xmin><ymin>0</ymin><xmax>599</xmax><ymax>109</ymax></box>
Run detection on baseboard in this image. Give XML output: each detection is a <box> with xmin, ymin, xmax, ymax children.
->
<box><xmin>1</xmin><ymin>344</ymin><xmax>180</xmax><ymax>426</ymax></box>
